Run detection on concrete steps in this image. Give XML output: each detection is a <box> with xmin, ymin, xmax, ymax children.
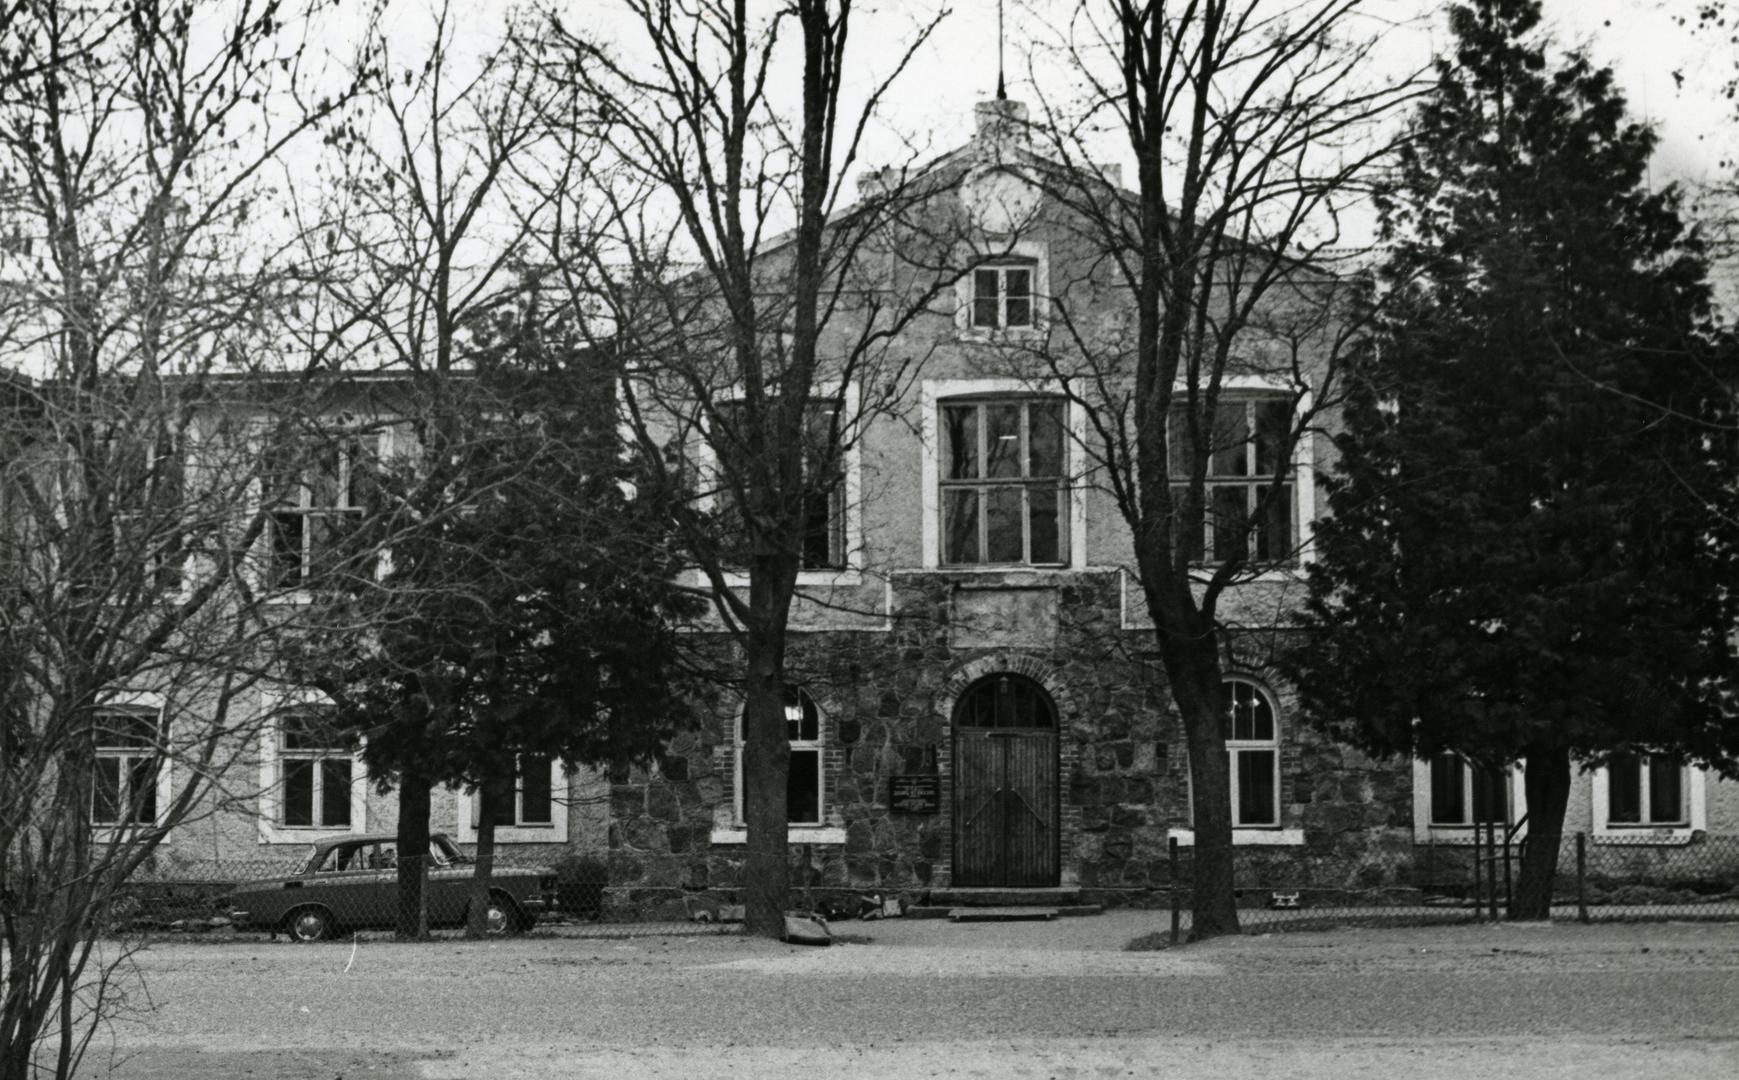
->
<box><xmin>907</xmin><ymin>886</ymin><xmax>1103</xmax><ymax>920</ymax></box>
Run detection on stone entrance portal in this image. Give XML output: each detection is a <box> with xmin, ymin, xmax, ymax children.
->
<box><xmin>951</xmin><ymin>673</ymin><xmax>1059</xmax><ymax>887</ymax></box>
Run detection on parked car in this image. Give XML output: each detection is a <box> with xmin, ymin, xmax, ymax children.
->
<box><xmin>222</xmin><ymin>833</ymin><xmax>558</xmax><ymax>942</ymax></box>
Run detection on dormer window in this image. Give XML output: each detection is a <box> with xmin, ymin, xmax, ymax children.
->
<box><xmin>972</xmin><ymin>262</ymin><xmax>1034</xmax><ymax>330</ymax></box>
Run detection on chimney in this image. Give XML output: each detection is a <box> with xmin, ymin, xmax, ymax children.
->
<box><xmin>973</xmin><ymin>98</ymin><xmax>1030</xmax><ymax>162</ymax></box>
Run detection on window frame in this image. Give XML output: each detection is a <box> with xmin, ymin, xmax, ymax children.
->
<box><xmin>938</xmin><ymin>396</ymin><xmax>1071</xmax><ymax>568</ymax></box>
<box><xmin>1222</xmin><ymin>678</ymin><xmax>1281</xmax><ymax>830</ymax></box>
<box><xmin>90</xmin><ymin>703</ymin><xmax>168</xmax><ymax>832</ymax></box>
<box><xmin>919</xmin><ymin>378</ymin><xmax>1086</xmax><ymax>571</ymax></box>
<box><xmin>1167</xmin><ymin>395</ymin><xmax>1300</xmax><ymax>567</ymax></box>
<box><xmin>260</xmin><ymin>426</ymin><xmax>385</xmax><ymax>594</ymax></box>
<box><xmin>1173</xmin><ymin>677</ymin><xmax>1305</xmax><ymax>846</ymax></box>
<box><xmin>1425</xmin><ymin>751</ymin><xmax>1516</xmax><ymax>829</ymax></box>
<box><xmin>969</xmin><ymin>260</ymin><xmax>1036</xmax><ymax>331</ymax></box>
<box><xmin>275</xmin><ymin>707</ymin><xmax>356</xmax><ymax>831</ymax></box>
<box><xmin>953</xmin><ymin>241</ymin><xmax>1049</xmax><ymax>339</ymax></box>
<box><xmin>691</xmin><ymin>382</ymin><xmax>864</xmax><ymax>587</ymax></box>
<box><xmin>453</xmin><ymin>756</ymin><xmax>570</xmax><ymax>844</ymax></box>
<box><xmin>1593</xmin><ymin>754</ymin><xmax>1706</xmax><ymax>844</ymax></box>
<box><xmin>257</xmin><ymin>689</ymin><xmax>368</xmax><ymax>845</ymax></box>
<box><xmin>1411</xmin><ymin>754</ymin><xmax>1528</xmax><ymax>845</ymax></box>
<box><xmin>733</xmin><ymin>687</ymin><xmax>826</xmax><ymax>829</ymax></box>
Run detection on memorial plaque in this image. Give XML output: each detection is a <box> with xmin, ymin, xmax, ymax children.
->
<box><xmin>889</xmin><ymin>774</ymin><xmax>941</xmax><ymax>815</ymax></box>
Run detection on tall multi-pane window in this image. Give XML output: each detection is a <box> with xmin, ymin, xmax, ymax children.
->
<box><xmin>1606</xmin><ymin>753</ymin><xmax>1686</xmax><ymax>826</ymax></box>
<box><xmin>92</xmin><ymin>708</ymin><xmax>161</xmax><ymax>827</ymax></box>
<box><xmin>278</xmin><ymin>709</ymin><xmax>353</xmax><ymax>829</ymax></box>
<box><xmin>477</xmin><ymin>755</ymin><xmax>555</xmax><ymax>828</ymax></box>
<box><xmin>712</xmin><ymin>403</ymin><xmax>845</xmax><ymax>571</ymax></box>
<box><xmin>1168</xmin><ymin>398</ymin><xmax>1295</xmax><ymax>564</ymax></box>
<box><xmin>111</xmin><ymin>431</ymin><xmax>185</xmax><ymax>591</ymax></box>
<box><xmin>1222</xmin><ymin>679</ymin><xmax>1279</xmax><ymax>828</ymax></box>
<box><xmin>941</xmin><ymin>398</ymin><xmax>1068</xmax><ymax>566</ymax></box>
<box><xmin>971</xmin><ymin>262</ymin><xmax>1035</xmax><ymax>330</ymax></box>
<box><xmin>736</xmin><ymin>687</ymin><xmax>824</xmax><ymax>827</ymax></box>
<box><xmin>264</xmin><ymin>433</ymin><xmax>374</xmax><ymax>588</ymax></box>
<box><xmin>1428</xmin><ymin>752</ymin><xmax>1511</xmax><ymax>827</ymax></box>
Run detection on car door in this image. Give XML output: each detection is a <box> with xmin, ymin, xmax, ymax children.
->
<box><xmin>424</xmin><ymin>838</ymin><xmax>471</xmax><ymax>926</ymax></box>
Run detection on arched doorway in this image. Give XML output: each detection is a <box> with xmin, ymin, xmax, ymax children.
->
<box><xmin>952</xmin><ymin>673</ymin><xmax>1059</xmax><ymax>887</ymax></box>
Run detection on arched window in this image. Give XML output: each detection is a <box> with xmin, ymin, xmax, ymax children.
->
<box><xmin>1223</xmin><ymin>678</ymin><xmax>1280</xmax><ymax>827</ymax></box>
<box><xmin>735</xmin><ymin>687</ymin><xmax>824</xmax><ymax>826</ymax></box>
<box><xmin>954</xmin><ymin>673</ymin><xmax>1056</xmax><ymax>729</ymax></box>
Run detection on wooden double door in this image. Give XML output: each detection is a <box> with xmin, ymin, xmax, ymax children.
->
<box><xmin>951</xmin><ymin>673</ymin><xmax>1059</xmax><ymax>887</ymax></box>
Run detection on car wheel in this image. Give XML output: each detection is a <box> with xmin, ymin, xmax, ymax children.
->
<box><xmin>286</xmin><ymin>906</ymin><xmax>336</xmax><ymax>943</ymax></box>
<box><xmin>483</xmin><ymin>893</ymin><xmax>528</xmax><ymax>936</ymax></box>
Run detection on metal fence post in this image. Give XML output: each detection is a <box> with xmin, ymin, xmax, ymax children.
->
<box><xmin>1501</xmin><ymin>824</ymin><xmax>1513</xmax><ymax>918</ymax></box>
<box><xmin>1485</xmin><ymin>822</ymin><xmax>1500</xmax><ymax>922</ymax></box>
<box><xmin>1471</xmin><ymin>820</ymin><xmax>1483</xmax><ymax>920</ymax></box>
<box><xmin>1169</xmin><ymin>836</ymin><xmax>1181</xmax><ymax>946</ymax></box>
<box><xmin>1576</xmin><ymin>831</ymin><xmax>1589</xmax><ymax>924</ymax></box>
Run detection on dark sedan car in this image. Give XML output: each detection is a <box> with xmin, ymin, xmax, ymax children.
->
<box><xmin>223</xmin><ymin>833</ymin><xmax>558</xmax><ymax>941</ymax></box>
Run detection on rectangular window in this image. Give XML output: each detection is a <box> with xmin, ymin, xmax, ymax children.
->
<box><xmin>940</xmin><ymin>398</ymin><xmax>1068</xmax><ymax>566</ymax></box>
<box><xmin>110</xmin><ymin>431</ymin><xmax>186</xmax><ymax>592</ymax></box>
<box><xmin>1168</xmin><ymin>398</ymin><xmax>1295</xmax><ymax>565</ymax></box>
<box><xmin>712</xmin><ymin>403</ymin><xmax>846</xmax><ymax>571</ymax></box>
<box><xmin>91</xmin><ymin>708</ymin><xmax>160</xmax><ymax>826</ymax></box>
<box><xmin>278</xmin><ymin>709</ymin><xmax>353</xmax><ymax>829</ymax></box>
<box><xmin>971</xmin><ymin>263</ymin><xmax>1035</xmax><ymax>330</ymax></box>
<box><xmin>264</xmin><ymin>432</ymin><xmax>375</xmax><ymax>588</ymax></box>
<box><xmin>1606</xmin><ymin>753</ymin><xmax>1686</xmax><ymax>826</ymax></box>
<box><xmin>474</xmin><ymin>755</ymin><xmax>556</xmax><ymax>828</ymax></box>
<box><xmin>1428</xmin><ymin>752</ymin><xmax>1511</xmax><ymax>826</ymax></box>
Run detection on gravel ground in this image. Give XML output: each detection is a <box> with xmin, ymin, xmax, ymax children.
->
<box><xmin>65</xmin><ymin>915</ymin><xmax>1739</xmax><ymax>1079</ymax></box>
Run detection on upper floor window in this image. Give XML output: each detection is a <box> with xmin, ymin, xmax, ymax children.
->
<box><xmin>1169</xmin><ymin>398</ymin><xmax>1295</xmax><ymax>564</ymax></box>
<box><xmin>941</xmin><ymin>398</ymin><xmax>1068</xmax><ymax>566</ymax></box>
<box><xmin>92</xmin><ymin>707</ymin><xmax>162</xmax><ymax>827</ymax></box>
<box><xmin>109</xmin><ymin>430</ymin><xmax>185</xmax><ymax>592</ymax></box>
<box><xmin>1604</xmin><ymin>752</ymin><xmax>1687</xmax><ymax>827</ymax></box>
<box><xmin>735</xmin><ymin>687</ymin><xmax>824</xmax><ymax>827</ymax></box>
<box><xmin>712</xmin><ymin>402</ymin><xmax>845</xmax><ymax>571</ymax></box>
<box><xmin>264</xmin><ymin>433</ymin><xmax>376</xmax><ymax>589</ymax></box>
<box><xmin>1222</xmin><ymin>678</ymin><xmax>1280</xmax><ymax>828</ymax></box>
<box><xmin>971</xmin><ymin>262</ymin><xmax>1035</xmax><ymax>330</ymax></box>
<box><xmin>1428</xmin><ymin>751</ymin><xmax>1512</xmax><ymax>827</ymax></box>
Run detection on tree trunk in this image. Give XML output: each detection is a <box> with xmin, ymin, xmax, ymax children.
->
<box><xmin>1168</xmin><ymin>632</ymin><xmax>1241</xmax><ymax>940</ymax></box>
<box><xmin>1511</xmin><ymin>742</ymin><xmax>1571</xmax><ymax>921</ymax></box>
<box><xmin>740</xmin><ymin>621</ymin><xmax>791</xmax><ymax>939</ymax></box>
<box><xmin>395</xmin><ymin>772</ymin><xmax>433</xmax><ymax>940</ymax></box>
<box><xmin>465</xmin><ymin>770</ymin><xmax>503</xmax><ymax>938</ymax></box>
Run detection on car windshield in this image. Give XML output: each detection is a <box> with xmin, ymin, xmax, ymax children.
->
<box><xmin>431</xmin><ymin>837</ymin><xmax>468</xmax><ymax>865</ymax></box>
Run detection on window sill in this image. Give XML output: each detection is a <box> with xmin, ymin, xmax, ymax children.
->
<box><xmin>1593</xmin><ymin>826</ymin><xmax>1697</xmax><ymax>846</ymax></box>
<box><xmin>1415</xmin><ymin>824</ymin><xmax>1526</xmax><ymax>846</ymax></box>
<box><xmin>92</xmin><ymin>825</ymin><xmax>171</xmax><ymax>845</ymax></box>
<box><xmin>1168</xmin><ymin>828</ymin><xmax>1304</xmax><ymax>847</ymax></box>
<box><xmin>257</xmin><ymin>822</ymin><xmax>366</xmax><ymax>845</ymax></box>
<box><xmin>721</xmin><ymin>569</ymin><xmax>862</xmax><ymax>589</ymax></box>
<box><xmin>709</xmin><ymin>826</ymin><xmax>846</xmax><ymax>846</ymax></box>
<box><xmin>955</xmin><ymin>326</ymin><xmax>1046</xmax><ymax>344</ymax></box>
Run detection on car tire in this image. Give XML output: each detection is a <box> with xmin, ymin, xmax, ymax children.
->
<box><xmin>285</xmin><ymin>905</ymin><xmax>336</xmax><ymax>943</ymax></box>
<box><xmin>482</xmin><ymin>892</ymin><xmax>529</xmax><ymax>936</ymax></box>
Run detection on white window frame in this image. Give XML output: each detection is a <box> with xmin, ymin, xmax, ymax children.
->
<box><xmin>90</xmin><ymin>691</ymin><xmax>174</xmax><ymax>841</ymax></box>
<box><xmin>953</xmin><ymin>240</ymin><xmax>1049</xmax><ymax>340</ymax></box>
<box><xmin>1173</xmin><ymin>678</ymin><xmax>1304</xmax><ymax>846</ymax></box>
<box><xmin>454</xmin><ymin>756</ymin><xmax>570</xmax><ymax>844</ymax></box>
<box><xmin>1591</xmin><ymin>756</ymin><xmax>1707</xmax><ymax>845</ymax></box>
<box><xmin>1411</xmin><ymin>756</ymin><xmax>1529</xmax><ymax>845</ymax></box>
<box><xmin>920</xmin><ymin>378</ymin><xmax>1088</xmax><ymax>571</ymax></box>
<box><xmin>936</xmin><ymin>396</ymin><xmax>1073</xmax><ymax>568</ymax></box>
<box><xmin>687</xmin><ymin>381</ymin><xmax>864</xmax><ymax>588</ymax></box>
<box><xmin>1224</xmin><ymin>678</ymin><xmax>1282</xmax><ymax>829</ymax></box>
<box><xmin>1168</xmin><ymin>393</ymin><xmax>1304</xmax><ymax>568</ymax></box>
<box><xmin>258</xmin><ymin>425</ymin><xmax>392</xmax><ymax>598</ymax></box>
<box><xmin>710</xmin><ymin>688</ymin><xmax>845</xmax><ymax>846</ymax></box>
<box><xmin>257</xmin><ymin>688</ymin><xmax>368</xmax><ymax>845</ymax></box>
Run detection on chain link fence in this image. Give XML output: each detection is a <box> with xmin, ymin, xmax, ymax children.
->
<box><xmin>1154</xmin><ymin>831</ymin><xmax>1739</xmax><ymax>939</ymax></box>
<box><xmin>110</xmin><ymin>845</ymin><xmax>724</xmax><ymax>941</ymax></box>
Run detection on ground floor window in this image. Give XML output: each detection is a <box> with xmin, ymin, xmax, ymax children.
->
<box><xmin>1223</xmin><ymin>678</ymin><xmax>1280</xmax><ymax>828</ymax></box>
<box><xmin>1428</xmin><ymin>752</ymin><xmax>1512</xmax><ymax>827</ymax></box>
<box><xmin>92</xmin><ymin>707</ymin><xmax>162</xmax><ymax>826</ymax></box>
<box><xmin>278</xmin><ymin>708</ymin><xmax>354</xmax><ymax>829</ymax></box>
<box><xmin>1604</xmin><ymin>753</ymin><xmax>1686</xmax><ymax>827</ymax></box>
<box><xmin>736</xmin><ymin>687</ymin><xmax>824</xmax><ymax>826</ymax></box>
<box><xmin>476</xmin><ymin>754</ymin><xmax>555</xmax><ymax>827</ymax></box>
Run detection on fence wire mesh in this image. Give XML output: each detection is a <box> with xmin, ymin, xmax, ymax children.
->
<box><xmin>1160</xmin><ymin>831</ymin><xmax>1739</xmax><ymax>935</ymax></box>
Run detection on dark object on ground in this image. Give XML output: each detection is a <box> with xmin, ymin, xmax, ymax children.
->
<box><xmin>783</xmin><ymin>911</ymin><xmax>832</xmax><ymax>946</ymax></box>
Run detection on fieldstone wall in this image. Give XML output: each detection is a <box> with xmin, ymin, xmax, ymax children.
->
<box><xmin>601</xmin><ymin>570</ymin><xmax>1416</xmax><ymax>916</ymax></box>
